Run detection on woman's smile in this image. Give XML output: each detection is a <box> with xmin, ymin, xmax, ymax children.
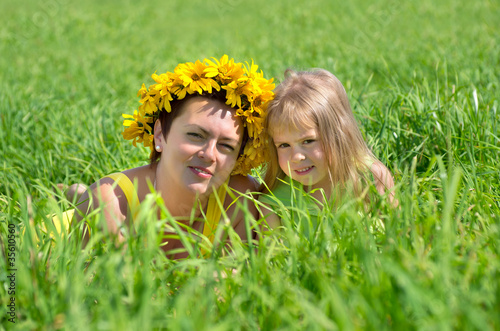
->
<box><xmin>188</xmin><ymin>165</ymin><xmax>213</xmax><ymax>179</ymax></box>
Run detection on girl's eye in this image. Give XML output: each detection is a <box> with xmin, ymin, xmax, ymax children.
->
<box><xmin>303</xmin><ymin>139</ymin><xmax>315</xmax><ymax>145</ymax></box>
<box><xmin>277</xmin><ymin>143</ymin><xmax>290</xmax><ymax>148</ymax></box>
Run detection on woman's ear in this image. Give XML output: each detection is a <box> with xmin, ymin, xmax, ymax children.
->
<box><xmin>154</xmin><ymin>119</ymin><xmax>164</xmax><ymax>147</ymax></box>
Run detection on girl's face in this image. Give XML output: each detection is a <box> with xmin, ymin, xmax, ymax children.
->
<box><xmin>155</xmin><ymin>97</ymin><xmax>243</xmax><ymax>198</ymax></box>
<box><xmin>272</xmin><ymin>123</ymin><xmax>330</xmax><ymax>191</ymax></box>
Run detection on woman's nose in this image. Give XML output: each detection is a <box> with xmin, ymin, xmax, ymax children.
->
<box><xmin>198</xmin><ymin>141</ymin><xmax>217</xmax><ymax>162</ymax></box>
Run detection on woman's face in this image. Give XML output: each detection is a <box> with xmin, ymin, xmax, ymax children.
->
<box><xmin>155</xmin><ymin>97</ymin><xmax>243</xmax><ymax>198</ymax></box>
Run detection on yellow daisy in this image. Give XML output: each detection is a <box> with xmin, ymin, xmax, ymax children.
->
<box><xmin>222</xmin><ymin>77</ymin><xmax>254</xmax><ymax>109</ymax></box>
<box><xmin>205</xmin><ymin>55</ymin><xmax>245</xmax><ymax>85</ymax></box>
<box><xmin>175</xmin><ymin>60</ymin><xmax>220</xmax><ymax>95</ymax></box>
<box><xmin>122</xmin><ymin>110</ymin><xmax>153</xmax><ymax>147</ymax></box>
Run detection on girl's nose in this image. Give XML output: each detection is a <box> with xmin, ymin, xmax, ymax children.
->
<box><xmin>291</xmin><ymin>147</ymin><xmax>306</xmax><ymax>162</ymax></box>
<box><xmin>198</xmin><ymin>141</ymin><xmax>217</xmax><ymax>162</ymax></box>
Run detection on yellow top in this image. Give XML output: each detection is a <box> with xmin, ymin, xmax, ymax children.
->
<box><xmin>48</xmin><ymin>173</ymin><xmax>227</xmax><ymax>244</ymax></box>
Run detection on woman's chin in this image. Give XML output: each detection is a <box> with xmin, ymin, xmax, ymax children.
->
<box><xmin>185</xmin><ymin>177</ymin><xmax>227</xmax><ymax>197</ymax></box>
<box><xmin>185</xmin><ymin>183</ymin><xmax>212</xmax><ymax>198</ymax></box>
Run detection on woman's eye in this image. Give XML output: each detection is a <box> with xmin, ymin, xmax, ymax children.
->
<box><xmin>187</xmin><ymin>132</ymin><xmax>203</xmax><ymax>139</ymax></box>
<box><xmin>220</xmin><ymin>143</ymin><xmax>235</xmax><ymax>152</ymax></box>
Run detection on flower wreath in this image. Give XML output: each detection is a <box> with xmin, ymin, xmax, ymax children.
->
<box><xmin>122</xmin><ymin>55</ymin><xmax>275</xmax><ymax>175</ymax></box>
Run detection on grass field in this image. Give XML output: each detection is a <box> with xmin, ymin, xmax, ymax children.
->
<box><xmin>1</xmin><ymin>0</ymin><xmax>499</xmax><ymax>329</ymax></box>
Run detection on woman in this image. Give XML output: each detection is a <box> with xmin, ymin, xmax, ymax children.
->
<box><xmin>73</xmin><ymin>55</ymin><xmax>275</xmax><ymax>259</ymax></box>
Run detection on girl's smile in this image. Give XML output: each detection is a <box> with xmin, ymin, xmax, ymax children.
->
<box><xmin>294</xmin><ymin>166</ymin><xmax>315</xmax><ymax>175</ymax></box>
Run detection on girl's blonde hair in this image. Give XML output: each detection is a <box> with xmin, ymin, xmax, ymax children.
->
<box><xmin>264</xmin><ymin>69</ymin><xmax>378</xmax><ymax>198</ymax></box>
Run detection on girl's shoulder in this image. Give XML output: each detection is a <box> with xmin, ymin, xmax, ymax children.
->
<box><xmin>368</xmin><ymin>160</ymin><xmax>394</xmax><ymax>187</ymax></box>
<box><xmin>228</xmin><ymin>174</ymin><xmax>259</xmax><ymax>193</ymax></box>
<box><xmin>259</xmin><ymin>177</ymin><xmax>322</xmax><ymax>217</ymax></box>
<box><xmin>260</xmin><ymin>177</ymin><xmax>305</xmax><ymax>204</ymax></box>
<box><xmin>225</xmin><ymin>174</ymin><xmax>260</xmax><ymax>234</ymax></box>
<box><xmin>366</xmin><ymin>159</ymin><xmax>396</xmax><ymax>202</ymax></box>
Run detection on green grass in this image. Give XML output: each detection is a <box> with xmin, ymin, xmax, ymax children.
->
<box><xmin>1</xmin><ymin>0</ymin><xmax>499</xmax><ymax>329</ymax></box>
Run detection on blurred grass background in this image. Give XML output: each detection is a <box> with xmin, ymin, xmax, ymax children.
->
<box><xmin>1</xmin><ymin>0</ymin><xmax>499</xmax><ymax>329</ymax></box>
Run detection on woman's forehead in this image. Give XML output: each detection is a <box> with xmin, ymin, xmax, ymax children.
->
<box><xmin>177</xmin><ymin>97</ymin><xmax>243</xmax><ymax>136</ymax></box>
<box><xmin>184</xmin><ymin>97</ymin><xmax>237</xmax><ymax>118</ymax></box>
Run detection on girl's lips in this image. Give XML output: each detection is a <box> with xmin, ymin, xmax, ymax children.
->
<box><xmin>189</xmin><ymin>166</ymin><xmax>213</xmax><ymax>179</ymax></box>
<box><xmin>294</xmin><ymin>166</ymin><xmax>314</xmax><ymax>175</ymax></box>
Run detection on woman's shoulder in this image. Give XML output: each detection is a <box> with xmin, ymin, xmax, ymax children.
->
<box><xmin>78</xmin><ymin>172</ymin><xmax>129</xmax><ymax>211</ymax></box>
<box><xmin>121</xmin><ymin>165</ymin><xmax>155</xmax><ymax>185</ymax></box>
<box><xmin>89</xmin><ymin>166</ymin><xmax>145</xmax><ymax>195</ymax></box>
<box><xmin>73</xmin><ymin>175</ymin><xmax>128</xmax><ymax>230</ymax></box>
<box><xmin>78</xmin><ymin>165</ymin><xmax>152</xmax><ymax>214</ymax></box>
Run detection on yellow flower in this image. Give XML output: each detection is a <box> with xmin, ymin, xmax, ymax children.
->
<box><xmin>122</xmin><ymin>110</ymin><xmax>153</xmax><ymax>147</ymax></box>
<box><xmin>245</xmin><ymin>115</ymin><xmax>264</xmax><ymax>138</ymax></box>
<box><xmin>244</xmin><ymin>60</ymin><xmax>260</xmax><ymax>79</ymax></box>
<box><xmin>244</xmin><ymin>144</ymin><xmax>259</xmax><ymax>161</ymax></box>
<box><xmin>243</xmin><ymin>138</ymin><xmax>267</xmax><ymax>162</ymax></box>
<box><xmin>170</xmin><ymin>75</ymin><xmax>189</xmax><ymax>99</ymax></box>
<box><xmin>137</xmin><ymin>83</ymin><xmax>148</xmax><ymax>99</ymax></box>
<box><xmin>139</xmin><ymin>89</ymin><xmax>161</xmax><ymax>114</ymax></box>
<box><xmin>153</xmin><ymin>73</ymin><xmax>173</xmax><ymax>97</ymax></box>
<box><xmin>174</xmin><ymin>60</ymin><xmax>220</xmax><ymax>95</ymax></box>
<box><xmin>255</xmin><ymin>76</ymin><xmax>275</xmax><ymax>99</ymax></box>
<box><xmin>222</xmin><ymin>77</ymin><xmax>253</xmax><ymax>109</ymax></box>
<box><xmin>205</xmin><ymin>55</ymin><xmax>245</xmax><ymax>85</ymax></box>
<box><xmin>152</xmin><ymin>72</ymin><xmax>170</xmax><ymax>87</ymax></box>
<box><xmin>142</xmin><ymin>131</ymin><xmax>154</xmax><ymax>149</ymax></box>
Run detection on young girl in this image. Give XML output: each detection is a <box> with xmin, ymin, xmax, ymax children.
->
<box><xmin>261</xmin><ymin>69</ymin><xmax>395</xmax><ymax>227</ymax></box>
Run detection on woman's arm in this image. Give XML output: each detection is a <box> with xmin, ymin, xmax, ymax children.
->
<box><xmin>73</xmin><ymin>177</ymin><xmax>129</xmax><ymax>246</ymax></box>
